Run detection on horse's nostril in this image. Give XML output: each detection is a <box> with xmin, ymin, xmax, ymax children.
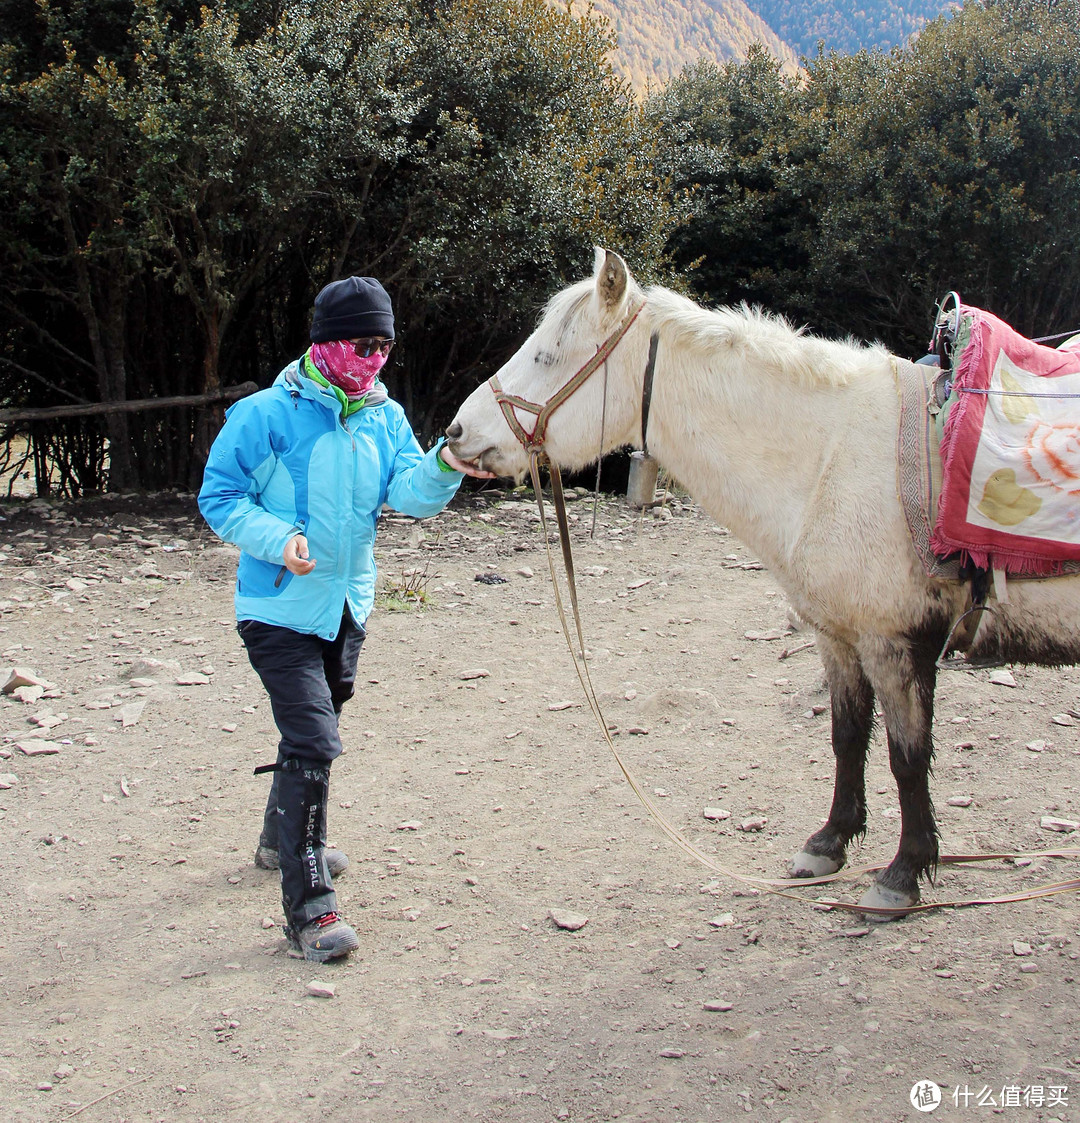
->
<box><xmin>446</xmin><ymin>420</ymin><xmax>463</xmax><ymax>440</ymax></box>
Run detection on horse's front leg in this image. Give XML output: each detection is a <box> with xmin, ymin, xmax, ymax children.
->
<box><xmin>788</xmin><ymin>633</ymin><xmax>873</xmax><ymax>878</ymax></box>
<box><xmin>857</xmin><ymin>634</ymin><xmax>941</xmax><ymax>919</ymax></box>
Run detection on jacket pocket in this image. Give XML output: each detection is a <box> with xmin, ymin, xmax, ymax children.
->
<box><xmin>237</xmin><ymin>554</ymin><xmax>293</xmax><ymax>598</ymax></box>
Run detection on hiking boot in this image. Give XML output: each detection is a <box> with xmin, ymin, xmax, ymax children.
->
<box><xmin>286</xmin><ymin>912</ymin><xmax>360</xmax><ymax>962</ymax></box>
<box><xmin>254</xmin><ymin>845</ymin><xmax>349</xmax><ymax>878</ymax></box>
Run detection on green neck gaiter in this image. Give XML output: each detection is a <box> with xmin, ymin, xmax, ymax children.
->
<box><xmin>303</xmin><ymin>351</ymin><xmax>366</xmax><ymax>418</ymax></box>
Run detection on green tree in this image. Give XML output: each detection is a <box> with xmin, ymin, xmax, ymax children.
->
<box><xmin>646</xmin><ymin>47</ymin><xmax>807</xmax><ymax>312</ymax></box>
<box><xmin>0</xmin><ymin>13</ymin><xmax>153</xmax><ymax>487</ymax></box>
<box><xmin>376</xmin><ymin>0</ymin><xmax>679</xmax><ymax>438</ymax></box>
<box><xmin>795</xmin><ymin>0</ymin><xmax>1080</xmax><ymax>349</ymax></box>
<box><xmin>652</xmin><ymin>0</ymin><xmax>1080</xmax><ymax>356</ymax></box>
<box><xmin>124</xmin><ymin>0</ymin><xmax>421</xmax><ymax>472</ymax></box>
<box><xmin>1</xmin><ymin>0</ymin><xmax>680</xmax><ymax>494</ymax></box>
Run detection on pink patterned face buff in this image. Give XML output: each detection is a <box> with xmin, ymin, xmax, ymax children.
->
<box><xmin>309</xmin><ymin>340</ymin><xmax>389</xmax><ymax>398</ymax></box>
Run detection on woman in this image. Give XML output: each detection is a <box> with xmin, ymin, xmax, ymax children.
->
<box><xmin>198</xmin><ymin>276</ymin><xmax>491</xmax><ymax>961</ymax></box>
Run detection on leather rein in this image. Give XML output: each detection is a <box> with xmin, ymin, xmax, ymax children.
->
<box><xmin>486</xmin><ymin>299</ymin><xmax>1080</xmax><ymax>918</ymax></box>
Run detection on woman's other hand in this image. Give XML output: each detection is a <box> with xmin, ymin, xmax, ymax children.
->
<box><xmin>283</xmin><ymin>534</ymin><xmax>317</xmax><ymax>575</ymax></box>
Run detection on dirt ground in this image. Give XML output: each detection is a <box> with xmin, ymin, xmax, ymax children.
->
<box><xmin>0</xmin><ymin>482</ymin><xmax>1078</xmax><ymax>1123</ymax></box>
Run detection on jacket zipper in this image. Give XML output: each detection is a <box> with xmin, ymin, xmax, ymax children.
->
<box><xmin>274</xmin><ymin>518</ymin><xmax>306</xmax><ymax>588</ymax></box>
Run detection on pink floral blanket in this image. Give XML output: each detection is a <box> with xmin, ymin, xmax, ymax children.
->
<box><xmin>930</xmin><ymin>306</ymin><xmax>1080</xmax><ymax>574</ymax></box>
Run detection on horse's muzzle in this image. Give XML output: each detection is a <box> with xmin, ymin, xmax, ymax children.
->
<box><xmin>444</xmin><ymin>423</ymin><xmax>501</xmax><ymax>476</ymax></box>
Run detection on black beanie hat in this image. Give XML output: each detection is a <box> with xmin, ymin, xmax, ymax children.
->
<box><xmin>310</xmin><ymin>276</ymin><xmax>395</xmax><ymax>343</ymax></box>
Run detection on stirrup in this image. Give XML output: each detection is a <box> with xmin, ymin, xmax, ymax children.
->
<box><xmin>936</xmin><ymin>604</ymin><xmax>1005</xmax><ymax>670</ymax></box>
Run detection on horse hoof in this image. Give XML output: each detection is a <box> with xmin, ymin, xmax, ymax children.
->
<box><xmin>857</xmin><ymin>883</ymin><xmax>919</xmax><ymax>922</ymax></box>
<box><xmin>786</xmin><ymin>850</ymin><xmax>843</xmax><ymax>878</ymax></box>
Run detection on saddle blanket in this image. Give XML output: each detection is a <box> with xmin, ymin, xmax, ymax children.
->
<box><xmin>928</xmin><ymin>306</ymin><xmax>1080</xmax><ymax>574</ymax></box>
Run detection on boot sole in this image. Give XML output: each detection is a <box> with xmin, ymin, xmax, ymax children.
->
<box><xmin>301</xmin><ymin>937</ymin><xmax>360</xmax><ymax>963</ymax></box>
<box><xmin>286</xmin><ymin>928</ymin><xmax>361</xmax><ymax>962</ymax></box>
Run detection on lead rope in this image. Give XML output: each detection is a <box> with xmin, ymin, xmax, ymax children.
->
<box><xmin>529</xmin><ymin>450</ymin><xmax>1080</xmax><ymax>917</ymax></box>
<box><xmin>589</xmin><ymin>355</ymin><xmax>609</xmax><ymax>539</ymax></box>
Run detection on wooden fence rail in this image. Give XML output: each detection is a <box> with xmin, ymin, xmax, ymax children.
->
<box><xmin>0</xmin><ymin>382</ymin><xmax>258</xmax><ymax>426</ymax></box>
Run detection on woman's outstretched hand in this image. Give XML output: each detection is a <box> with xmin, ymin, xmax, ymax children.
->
<box><xmin>440</xmin><ymin>446</ymin><xmax>497</xmax><ymax>478</ymax></box>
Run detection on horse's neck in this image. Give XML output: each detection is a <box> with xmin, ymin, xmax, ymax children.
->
<box><xmin>645</xmin><ymin>343</ymin><xmax>882</xmax><ymax>571</ymax></box>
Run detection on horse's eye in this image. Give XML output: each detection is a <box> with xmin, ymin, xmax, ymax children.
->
<box><xmin>535</xmin><ymin>350</ymin><xmax>556</xmax><ymax>367</ymax></box>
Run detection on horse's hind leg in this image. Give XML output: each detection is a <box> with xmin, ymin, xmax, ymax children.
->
<box><xmin>857</xmin><ymin>634</ymin><xmax>940</xmax><ymax>919</ymax></box>
<box><xmin>788</xmin><ymin>634</ymin><xmax>873</xmax><ymax>878</ymax></box>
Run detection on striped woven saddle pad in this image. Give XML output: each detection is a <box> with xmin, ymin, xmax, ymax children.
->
<box><xmin>894</xmin><ymin>357</ymin><xmax>964</xmax><ymax>581</ymax></box>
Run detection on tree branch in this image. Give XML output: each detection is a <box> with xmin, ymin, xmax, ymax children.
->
<box><xmin>0</xmin><ymin>383</ymin><xmax>257</xmax><ymax>425</ymax></box>
<box><xmin>0</xmin><ymin>356</ymin><xmax>92</xmax><ymax>404</ymax></box>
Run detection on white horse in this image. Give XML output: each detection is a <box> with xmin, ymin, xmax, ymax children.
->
<box><xmin>446</xmin><ymin>248</ymin><xmax>1080</xmax><ymax>916</ymax></box>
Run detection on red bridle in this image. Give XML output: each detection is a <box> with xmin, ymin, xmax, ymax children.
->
<box><xmin>488</xmin><ymin>301</ymin><xmax>646</xmax><ymax>454</ymax></box>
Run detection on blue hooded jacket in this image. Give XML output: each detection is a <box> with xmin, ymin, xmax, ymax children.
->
<box><xmin>198</xmin><ymin>360</ymin><xmax>462</xmax><ymax>639</ymax></box>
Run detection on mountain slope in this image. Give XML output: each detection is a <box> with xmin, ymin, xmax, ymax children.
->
<box><xmin>744</xmin><ymin>0</ymin><xmax>958</xmax><ymax>58</ymax></box>
<box><xmin>568</xmin><ymin>0</ymin><xmax>799</xmax><ymax>90</ymax></box>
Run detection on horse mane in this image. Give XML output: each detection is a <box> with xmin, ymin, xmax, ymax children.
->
<box><xmin>644</xmin><ymin>286</ymin><xmax>889</xmax><ymax>388</ymax></box>
<box><xmin>535</xmin><ymin>275</ymin><xmax>888</xmax><ymax>388</ymax></box>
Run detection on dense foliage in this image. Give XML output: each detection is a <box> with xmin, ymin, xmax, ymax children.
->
<box><xmin>0</xmin><ymin>0</ymin><xmax>677</xmax><ymax>492</ymax></box>
<box><xmin>3</xmin><ymin>0</ymin><xmax>1079</xmax><ymax>495</ymax></box>
<box><xmin>648</xmin><ymin>0</ymin><xmax>1080</xmax><ymax>356</ymax></box>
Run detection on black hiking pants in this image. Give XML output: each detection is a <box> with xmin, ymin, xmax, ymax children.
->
<box><xmin>238</xmin><ymin>612</ymin><xmax>366</xmax><ymax>929</ymax></box>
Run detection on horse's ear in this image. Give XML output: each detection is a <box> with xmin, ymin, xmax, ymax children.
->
<box><xmin>595</xmin><ymin>249</ymin><xmax>628</xmax><ymax>310</ymax></box>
